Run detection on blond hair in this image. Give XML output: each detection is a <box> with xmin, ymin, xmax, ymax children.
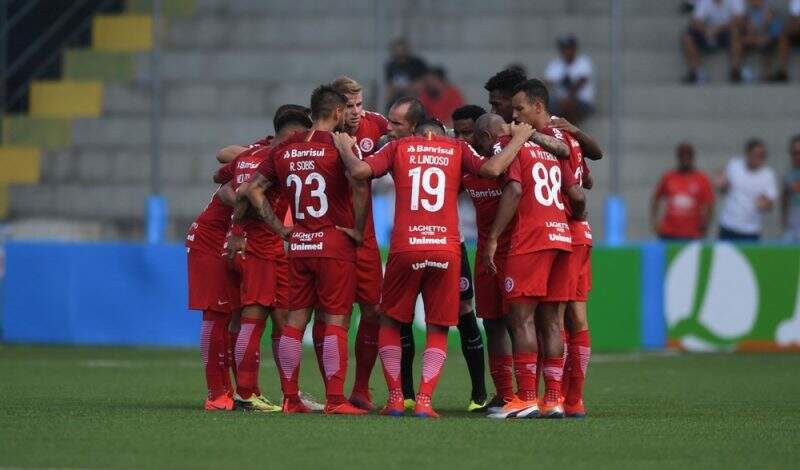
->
<box><xmin>331</xmin><ymin>76</ymin><xmax>362</xmax><ymax>95</ymax></box>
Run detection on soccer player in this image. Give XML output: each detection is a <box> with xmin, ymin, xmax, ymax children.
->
<box><xmin>549</xmin><ymin>117</ymin><xmax>603</xmax><ymax>419</ymax></box>
<box><xmin>379</xmin><ymin>96</ymin><xmax>428</xmax><ymax>408</ymax></box>
<box><xmin>186</xmin><ymin>162</ymin><xmax>240</xmax><ymax>411</ymax></box>
<box><xmin>483</xmin><ymin>79</ymin><xmax>577</xmax><ymax>419</ymax></box>
<box><xmin>338</xmin><ymin>115</ymin><xmax>534</xmax><ymax>418</ymax></box>
<box><xmin>222</xmin><ymin>108</ymin><xmax>314</xmax><ymax>412</ymax></box>
<box><xmin>242</xmin><ymin>85</ymin><xmax>369</xmax><ymax>415</ymax></box>
<box><xmin>452</xmin><ymin>104</ymin><xmax>491</xmax><ymax>411</ymax></box>
<box><xmin>331</xmin><ymin>76</ymin><xmax>388</xmax><ymax>410</ymax></box>
<box><xmin>484</xmin><ymin>68</ymin><xmax>528</xmax><ymax>124</ymax></box>
<box><xmin>462</xmin><ymin>112</ymin><xmax>518</xmax><ymax>412</ymax></box>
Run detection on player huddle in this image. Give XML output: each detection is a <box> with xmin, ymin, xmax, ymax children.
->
<box><xmin>186</xmin><ymin>68</ymin><xmax>603</xmax><ymax>419</ymax></box>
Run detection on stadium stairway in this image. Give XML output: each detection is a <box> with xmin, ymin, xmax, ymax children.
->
<box><xmin>6</xmin><ymin>0</ymin><xmax>799</xmax><ymax>240</ymax></box>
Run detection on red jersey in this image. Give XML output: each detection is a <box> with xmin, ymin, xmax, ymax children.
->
<box><xmin>561</xmin><ymin>132</ymin><xmax>593</xmax><ymax>246</ymax></box>
<box><xmin>354</xmin><ymin>111</ymin><xmax>389</xmax><ymax>245</ymax></box>
<box><xmin>258</xmin><ymin>130</ymin><xmax>357</xmax><ymax>261</ymax></box>
<box><xmin>187</xmin><ymin>138</ymin><xmax>274</xmax><ymax>255</ymax></box>
<box><xmin>223</xmin><ymin>145</ymin><xmax>287</xmax><ymax>260</ymax></box>
<box><xmin>365</xmin><ymin>135</ymin><xmax>485</xmax><ymax>255</ymax></box>
<box><xmin>462</xmin><ymin>174</ymin><xmax>512</xmax><ymax>257</ymax></box>
<box><xmin>498</xmin><ymin>131</ymin><xmax>572</xmax><ymax>255</ymax></box>
<box><xmin>654</xmin><ymin>169</ymin><xmax>715</xmax><ymax>238</ymax></box>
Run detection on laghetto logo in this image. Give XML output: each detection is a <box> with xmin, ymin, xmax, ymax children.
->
<box><xmin>665</xmin><ymin>242</ymin><xmax>759</xmax><ymax>351</ymax></box>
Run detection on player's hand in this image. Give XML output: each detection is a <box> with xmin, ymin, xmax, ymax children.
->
<box><xmin>336</xmin><ymin>226</ymin><xmax>363</xmax><ymax>246</ymax></box>
<box><xmin>550</xmin><ymin>117</ymin><xmax>579</xmax><ymax>135</ymax></box>
<box><xmin>332</xmin><ymin>132</ymin><xmax>357</xmax><ymax>153</ymax></box>
<box><xmin>510</xmin><ymin>122</ymin><xmax>535</xmax><ymax>141</ymax></box>
<box><xmin>482</xmin><ymin>237</ymin><xmax>499</xmax><ymax>275</ymax></box>
<box><xmin>225</xmin><ymin>234</ymin><xmax>246</xmax><ymax>260</ymax></box>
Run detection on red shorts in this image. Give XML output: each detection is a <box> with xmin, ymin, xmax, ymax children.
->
<box><xmin>474</xmin><ymin>256</ymin><xmax>506</xmax><ymax>319</ymax></box>
<box><xmin>571</xmin><ymin>245</ymin><xmax>592</xmax><ymax>302</ymax></box>
<box><xmin>381</xmin><ymin>250</ymin><xmax>460</xmax><ymax>327</ymax></box>
<box><xmin>187</xmin><ymin>248</ymin><xmax>239</xmax><ymax>314</ymax></box>
<box><xmin>540</xmin><ymin>250</ymin><xmax>574</xmax><ymax>302</ymax></box>
<box><xmin>275</xmin><ymin>254</ymin><xmax>289</xmax><ymax>310</ymax></box>
<box><xmin>290</xmin><ymin>257</ymin><xmax>356</xmax><ymax>315</ymax></box>
<box><xmin>503</xmin><ymin>249</ymin><xmax>570</xmax><ymax>303</ymax></box>
<box><xmin>355</xmin><ymin>241</ymin><xmax>383</xmax><ymax>306</ymax></box>
<box><xmin>233</xmin><ymin>255</ymin><xmax>281</xmax><ymax>308</ymax></box>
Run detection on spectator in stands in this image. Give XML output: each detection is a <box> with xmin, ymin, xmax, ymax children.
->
<box><xmin>681</xmin><ymin>0</ymin><xmax>746</xmax><ymax>83</ymax></box>
<box><xmin>651</xmin><ymin>142</ymin><xmax>716</xmax><ymax>240</ymax></box>
<box><xmin>384</xmin><ymin>38</ymin><xmax>428</xmax><ymax>109</ymax></box>
<box><xmin>739</xmin><ymin>0</ymin><xmax>784</xmax><ymax>81</ymax></box>
<box><xmin>780</xmin><ymin>135</ymin><xmax>800</xmax><ymax>240</ymax></box>
<box><xmin>717</xmin><ymin>138</ymin><xmax>778</xmax><ymax>240</ymax></box>
<box><xmin>771</xmin><ymin>0</ymin><xmax>800</xmax><ymax>81</ymax></box>
<box><xmin>417</xmin><ymin>66</ymin><xmax>464</xmax><ymax>126</ymax></box>
<box><xmin>544</xmin><ymin>34</ymin><xmax>595</xmax><ymax>124</ymax></box>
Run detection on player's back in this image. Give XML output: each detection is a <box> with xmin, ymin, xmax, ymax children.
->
<box><xmin>267</xmin><ymin>130</ymin><xmax>356</xmax><ymax>260</ymax></box>
<box><xmin>383</xmin><ymin>134</ymin><xmax>480</xmax><ymax>254</ymax></box>
<box><xmin>497</xmin><ymin>134</ymin><xmax>571</xmax><ymax>254</ymax></box>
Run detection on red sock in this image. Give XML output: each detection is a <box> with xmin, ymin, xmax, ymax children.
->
<box><xmin>514</xmin><ymin>352</ymin><xmax>538</xmax><ymax>402</ymax></box>
<box><xmin>489</xmin><ymin>354</ymin><xmax>515</xmax><ymax>401</ymax></box>
<box><xmin>234</xmin><ymin>317</ymin><xmax>266</xmax><ymax>399</ymax></box>
<box><xmin>378</xmin><ymin>323</ymin><xmax>402</xmax><ymax>400</ymax></box>
<box><xmin>201</xmin><ymin>311</ymin><xmax>230</xmax><ymax>400</ymax></box>
<box><xmin>535</xmin><ymin>331</ymin><xmax>543</xmax><ymax>396</ymax></box>
<box><xmin>277</xmin><ymin>325</ymin><xmax>304</xmax><ymax>398</ymax></box>
<box><xmin>352</xmin><ymin>317</ymin><xmax>379</xmax><ymax>395</ymax></box>
<box><xmin>561</xmin><ymin>330</ymin><xmax>571</xmax><ymax>398</ymax></box>
<box><xmin>543</xmin><ymin>357</ymin><xmax>565</xmax><ymax>403</ymax></box>
<box><xmin>312</xmin><ymin>318</ymin><xmax>326</xmax><ymax>383</ymax></box>
<box><xmin>322</xmin><ymin>324</ymin><xmax>349</xmax><ymax>403</ymax></box>
<box><xmin>566</xmin><ymin>329</ymin><xmax>591</xmax><ymax>406</ymax></box>
<box><xmin>227</xmin><ymin>329</ymin><xmax>239</xmax><ymax>385</ymax></box>
<box><xmin>271</xmin><ymin>328</ymin><xmax>281</xmax><ymax>377</ymax></box>
<box><xmin>417</xmin><ymin>328</ymin><xmax>448</xmax><ymax>400</ymax></box>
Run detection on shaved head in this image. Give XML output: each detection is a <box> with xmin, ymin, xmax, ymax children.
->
<box><xmin>473</xmin><ymin>113</ymin><xmax>508</xmax><ymax>155</ymax></box>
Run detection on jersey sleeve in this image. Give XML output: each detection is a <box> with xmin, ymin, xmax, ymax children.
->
<box><xmin>539</xmin><ymin>125</ymin><xmax>568</xmax><ymax>144</ymax></box>
<box><xmin>216</xmin><ymin>160</ymin><xmax>236</xmax><ymax>184</ymax></box>
<box><xmin>368</xmin><ymin>112</ymin><xmax>389</xmax><ymax>135</ymax></box>
<box><xmin>560</xmin><ymin>158</ymin><xmax>580</xmax><ymax>190</ymax></box>
<box><xmin>364</xmin><ymin>140</ymin><xmax>396</xmax><ymax>178</ymax></box>
<box><xmin>459</xmin><ymin>141</ymin><xmax>485</xmax><ymax>176</ymax></box>
<box><xmin>700</xmin><ymin>173</ymin><xmax>716</xmax><ymax>205</ymax></box>
<box><xmin>764</xmin><ymin>169</ymin><xmax>779</xmax><ymax>201</ymax></box>
<box><xmin>502</xmin><ymin>156</ymin><xmax>522</xmax><ymax>186</ymax></box>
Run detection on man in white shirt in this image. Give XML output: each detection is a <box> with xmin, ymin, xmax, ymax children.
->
<box><xmin>772</xmin><ymin>0</ymin><xmax>800</xmax><ymax>81</ymax></box>
<box><xmin>544</xmin><ymin>34</ymin><xmax>595</xmax><ymax>125</ymax></box>
<box><xmin>681</xmin><ymin>0</ymin><xmax>746</xmax><ymax>83</ymax></box>
<box><xmin>717</xmin><ymin>138</ymin><xmax>778</xmax><ymax>240</ymax></box>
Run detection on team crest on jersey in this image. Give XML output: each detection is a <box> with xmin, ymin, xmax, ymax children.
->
<box><xmin>504</xmin><ymin>277</ymin><xmax>515</xmax><ymax>293</ymax></box>
<box><xmin>359</xmin><ymin>138</ymin><xmax>374</xmax><ymax>153</ymax></box>
<box><xmin>459</xmin><ymin>277</ymin><xmax>470</xmax><ymax>292</ymax></box>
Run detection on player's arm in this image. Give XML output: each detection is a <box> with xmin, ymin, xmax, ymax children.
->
<box><xmin>338</xmin><ymin>175</ymin><xmax>368</xmax><ymax>246</ymax></box>
<box><xmin>217</xmin><ymin>182</ymin><xmax>236</xmax><ymax>207</ymax></box>
<box><xmin>566</xmin><ymin>184</ymin><xmax>586</xmax><ymax>220</ymax></box>
<box><xmin>781</xmin><ymin>180</ymin><xmax>791</xmax><ymax>230</ymax></box>
<box><xmin>550</xmin><ymin>117</ymin><xmax>603</xmax><ymax>160</ymax></box>
<box><xmin>334</xmin><ymin>132</ymin><xmax>374</xmax><ymax>180</ymax></box>
<box><xmin>483</xmin><ymin>181</ymin><xmax>522</xmax><ymax>274</ymax></box>
<box><xmin>531</xmin><ymin>130</ymin><xmax>569</xmax><ymax>159</ymax></box>
<box><xmin>244</xmin><ymin>173</ymin><xmax>290</xmax><ymax>240</ymax></box>
<box><xmin>217</xmin><ymin>145</ymin><xmax>247</xmax><ymax>164</ymax></box>
<box><xmin>477</xmin><ymin>122</ymin><xmax>535</xmax><ymax>178</ymax></box>
<box><xmin>583</xmin><ymin>173</ymin><xmax>594</xmax><ymax>189</ymax></box>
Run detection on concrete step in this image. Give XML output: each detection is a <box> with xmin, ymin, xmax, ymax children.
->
<box><xmin>624</xmin><ymin>84</ymin><xmax>800</xmax><ymax>118</ymax></box>
<box><xmin>166</xmin><ymin>14</ymin><xmax>682</xmax><ymax>51</ymax></box>
<box><xmin>193</xmin><ymin>0</ymin><xmax>570</xmax><ymax>16</ymax></box>
<box><xmin>71</xmin><ymin>117</ymin><xmax>272</xmax><ymax>147</ymax></box>
<box><xmin>142</xmin><ymin>49</ymin><xmax>688</xmax><ymax>86</ymax></box>
<box><xmin>9</xmin><ymin>183</ymin><xmax>221</xmax><ymax>220</ymax></box>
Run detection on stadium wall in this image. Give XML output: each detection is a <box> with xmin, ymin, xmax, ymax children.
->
<box><xmin>2</xmin><ymin>241</ymin><xmax>799</xmax><ymax>352</ymax></box>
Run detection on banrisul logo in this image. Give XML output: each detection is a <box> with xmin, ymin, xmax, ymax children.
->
<box><xmin>665</xmin><ymin>243</ymin><xmax>758</xmax><ymax>351</ymax></box>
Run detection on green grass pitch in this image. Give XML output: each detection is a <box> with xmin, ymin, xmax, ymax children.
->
<box><xmin>1</xmin><ymin>344</ymin><xmax>798</xmax><ymax>469</ymax></box>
